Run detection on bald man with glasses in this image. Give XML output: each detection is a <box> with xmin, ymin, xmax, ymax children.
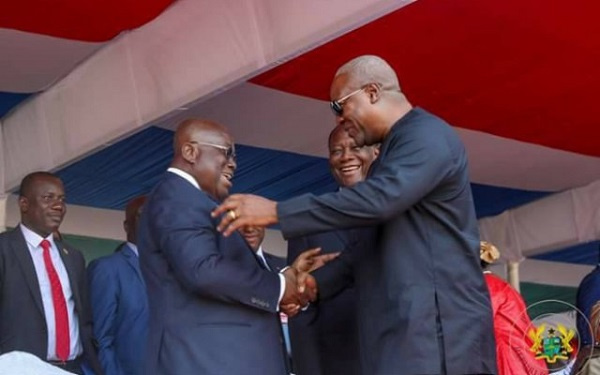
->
<box><xmin>138</xmin><ymin>119</ymin><xmax>311</xmax><ymax>375</ymax></box>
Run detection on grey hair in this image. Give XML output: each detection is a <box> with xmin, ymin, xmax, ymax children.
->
<box><xmin>335</xmin><ymin>55</ymin><xmax>400</xmax><ymax>91</ymax></box>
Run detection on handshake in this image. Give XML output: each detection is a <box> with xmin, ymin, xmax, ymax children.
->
<box><xmin>279</xmin><ymin>248</ymin><xmax>339</xmax><ymax>317</ymax></box>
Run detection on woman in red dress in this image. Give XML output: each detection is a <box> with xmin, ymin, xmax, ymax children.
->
<box><xmin>480</xmin><ymin>241</ymin><xmax>549</xmax><ymax>375</ymax></box>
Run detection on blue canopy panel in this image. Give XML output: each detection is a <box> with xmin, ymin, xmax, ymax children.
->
<box><xmin>471</xmin><ymin>184</ymin><xmax>549</xmax><ymax>218</ymax></box>
<box><xmin>0</xmin><ymin>92</ymin><xmax>32</xmax><ymax>117</ymax></box>
<box><xmin>532</xmin><ymin>241</ymin><xmax>600</xmax><ymax>266</ymax></box>
<box><xmin>54</xmin><ymin>126</ymin><xmax>550</xmax><ymax>221</ymax></box>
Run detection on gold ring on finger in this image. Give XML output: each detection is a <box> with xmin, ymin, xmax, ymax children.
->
<box><xmin>228</xmin><ymin>210</ymin><xmax>237</xmax><ymax>220</ymax></box>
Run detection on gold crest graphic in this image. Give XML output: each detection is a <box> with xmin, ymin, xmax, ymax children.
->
<box><xmin>528</xmin><ymin>323</ymin><xmax>575</xmax><ymax>363</ymax></box>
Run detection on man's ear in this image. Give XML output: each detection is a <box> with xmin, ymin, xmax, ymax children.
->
<box><xmin>181</xmin><ymin>142</ymin><xmax>199</xmax><ymax>164</ymax></box>
<box><xmin>372</xmin><ymin>145</ymin><xmax>380</xmax><ymax>158</ymax></box>
<box><xmin>18</xmin><ymin>196</ymin><xmax>29</xmax><ymax>213</ymax></box>
<box><xmin>365</xmin><ymin>82</ymin><xmax>382</xmax><ymax>104</ymax></box>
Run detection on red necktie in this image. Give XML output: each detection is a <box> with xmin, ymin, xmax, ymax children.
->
<box><xmin>40</xmin><ymin>239</ymin><xmax>70</xmax><ymax>361</ymax></box>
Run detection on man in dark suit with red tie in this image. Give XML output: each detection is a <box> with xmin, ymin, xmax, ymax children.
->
<box><xmin>0</xmin><ymin>171</ymin><xmax>103</xmax><ymax>375</ymax></box>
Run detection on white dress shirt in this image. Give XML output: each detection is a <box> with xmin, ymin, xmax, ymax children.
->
<box><xmin>166</xmin><ymin>168</ymin><xmax>286</xmax><ymax>307</ymax></box>
<box><xmin>20</xmin><ymin>224</ymin><xmax>82</xmax><ymax>360</ymax></box>
<box><xmin>256</xmin><ymin>247</ymin><xmax>271</xmax><ymax>270</ymax></box>
<box><xmin>126</xmin><ymin>242</ymin><xmax>138</xmax><ymax>257</ymax></box>
<box><xmin>167</xmin><ymin>167</ymin><xmax>200</xmax><ymax>190</ymax></box>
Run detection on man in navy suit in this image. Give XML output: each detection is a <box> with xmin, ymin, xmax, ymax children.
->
<box><xmin>87</xmin><ymin>196</ymin><xmax>148</xmax><ymax>375</ymax></box>
<box><xmin>0</xmin><ymin>172</ymin><xmax>103</xmax><ymax>375</ymax></box>
<box><xmin>287</xmin><ymin>126</ymin><xmax>378</xmax><ymax>375</ymax></box>
<box><xmin>214</xmin><ymin>55</ymin><xmax>497</xmax><ymax>374</ymax></box>
<box><xmin>138</xmin><ymin>119</ymin><xmax>309</xmax><ymax>375</ymax></box>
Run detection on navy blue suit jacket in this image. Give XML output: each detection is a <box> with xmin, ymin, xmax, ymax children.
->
<box><xmin>138</xmin><ymin>172</ymin><xmax>288</xmax><ymax>375</ymax></box>
<box><xmin>263</xmin><ymin>252</ymin><xmax>286</xmax><ymax>272</ymax></box>
<box><xmin>278</xmin><ymin>108</ymin><xmax>497</xmax><ymax>374</ymax></box>
<box><xmin>287</xmin><ymin>230</ymin><xmax>360</xmax><ymax>375</ymax></box>
<box><xmin>87</xmin><ymin>244</ymin><xmax>149</xmax><ymax>375</ymax></box>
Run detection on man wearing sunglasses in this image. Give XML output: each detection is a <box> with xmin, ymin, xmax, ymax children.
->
<box><xmin>213</xmin><ymin>55</ymin><xmax>497</xmax><ymax>375</ymax></box>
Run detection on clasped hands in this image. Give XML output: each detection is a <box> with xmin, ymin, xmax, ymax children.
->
<box><xmin>209</xmin><ymin>195</ymin><xmax>339</xmax><ymax>316</ymax></box>
<box><xmin>279</xmin><ymin>248</ymin><xmax>339</xmax><ymax>317</ymax></box>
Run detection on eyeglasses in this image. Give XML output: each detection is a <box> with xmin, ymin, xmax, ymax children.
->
<box><xmin>330</xmin><ymin>87</ymin><xmax>366</xmax><ymax>116</ymax></box>
<box><xmin>191</xmin><ymin>141</ymin><xmax>236</xmax><ymax>160</ymax></box>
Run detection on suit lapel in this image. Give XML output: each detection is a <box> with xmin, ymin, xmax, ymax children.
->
<box><xmin>202</xmin><ymin>181</ymin><xmax>267</xmax><ymax>271</ymax></box>
<box><xmin>261</xmin><ymin>253</ymin><xmax>274</xmax><ymax>272</ymax></box>
<box><xmin>251</xmin><ymin>247</ymin><xmax>269</xmax><ymax>271</ymax></box>
<box><xmin>10</xmin><ymin>228</ymin><xmax>45</xmax><ymax>317</ymax></box>
<box><xmin>121</xmin><ymin>244</ymin><xmax>146</xmax><ymax>286</ymax></box>
<box><xmin>231</xmin><ymin>231</ymin><xmax>269</xmax><ymax>271</ymax></box>
<box><xmin>192</xmin><ymin>177</ymin><xmax>269</xmax><ymax>272</ymax></box>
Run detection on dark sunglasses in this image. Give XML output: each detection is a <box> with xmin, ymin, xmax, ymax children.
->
<box><xmin>191</xmin><ymin>141</ymin><xmax>236</xmax><ymax>160</ymax></box>
<box><xmin>330</xmin><ymin>87</ymin><xmax>366</xmax><ymax>116</ymax></box>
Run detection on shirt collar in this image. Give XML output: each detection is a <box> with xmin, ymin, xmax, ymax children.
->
<box><xmin>167</xmin><ymin>167</ymin><xmax>201</xmax><ymax>190</ymax></box>
<box><xmin>255</xmin><ymin>246</ymin><xmax>271</xmax><ymax>270</ymax></box>
<box><xmin>126</xmin><ymin>242</ymin><xmax>139</xmax><ymax>257</ymax></box>
<box><xmin>19</xmin><ymin>223</ymin><xmax>55</xmax><ymax>250</ymax></box>
<box><xmin>256</xmin><ymin>246</ymin><xmax>265</xmax><ymax>259</ymax></box>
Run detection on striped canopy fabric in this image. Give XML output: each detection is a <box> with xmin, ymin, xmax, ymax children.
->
<box><xmin>0</xmin><ymin>0</ymin><xmax>175</xmax><ymax>97</ymax></box>
<box><xmin>1</xmin><ymin>0</ymin><xmax>600</xmax><ymax>290</ymax></box>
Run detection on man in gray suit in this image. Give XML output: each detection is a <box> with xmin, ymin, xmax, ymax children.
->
<box><xmin>213</xmin><ymin>55</ymin><xmax>497</xmax><ymax>374</ymax></box>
